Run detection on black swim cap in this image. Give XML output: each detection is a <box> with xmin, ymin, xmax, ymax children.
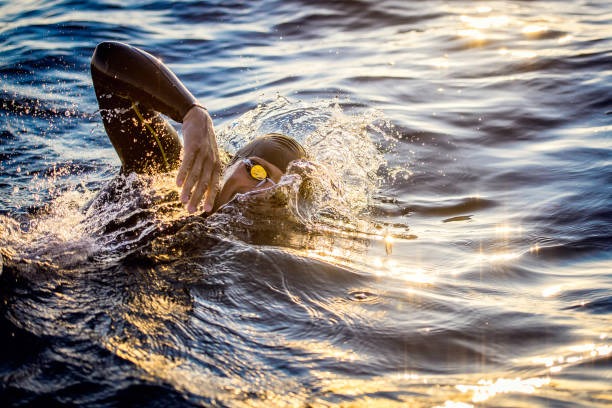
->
<box><xmin>230</xmin><ymin>133</ymin><xmax>307</xmax><ymax>171</ymax></box>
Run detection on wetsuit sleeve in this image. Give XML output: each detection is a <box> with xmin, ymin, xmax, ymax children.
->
<box><xmin>91</xmin><ymin>41</ymin><xmax>198</xmax><ymax>123</ymax></box>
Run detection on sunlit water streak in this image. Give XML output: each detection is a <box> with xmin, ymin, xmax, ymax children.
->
<box><xmin>1</xmin><ymin>0</ymin><xmax>611</xmax><ymax>407</ymax></box>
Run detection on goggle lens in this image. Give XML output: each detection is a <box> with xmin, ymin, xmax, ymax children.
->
<box><xmin>243</xmin><ymin>159</ymin><xmax>268</xmax><ymax>181</ymax></box>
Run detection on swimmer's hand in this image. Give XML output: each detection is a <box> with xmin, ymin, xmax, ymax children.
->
<box><xmin>177</xmin><ymin>105</ymin><xmax>220</xmax><ymax>213</ymax></box>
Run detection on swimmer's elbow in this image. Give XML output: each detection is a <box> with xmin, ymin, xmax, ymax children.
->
<box><xmin>91</xmin><ymin>41</ymin><xmax>133</xmax><ymax>74</ymax></box>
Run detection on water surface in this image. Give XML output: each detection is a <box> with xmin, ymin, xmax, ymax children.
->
<box><xmin>1</xmin><ymin>0</ymin><xmax>611</xmax><ymax>407</ymax></box>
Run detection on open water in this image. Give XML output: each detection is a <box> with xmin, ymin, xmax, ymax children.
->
<box><xmin>1</xmin><ymin>0</ymin><xmax>611</xmax><ymax>407</ymax></box>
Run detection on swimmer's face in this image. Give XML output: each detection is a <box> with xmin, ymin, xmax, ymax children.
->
<box><xmin>213</xmin><ymin>156</ymin><xmax>284</xmax><ymax>212</ymax></box>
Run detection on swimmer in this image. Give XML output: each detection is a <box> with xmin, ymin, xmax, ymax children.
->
<box><xmin>91</xmin><ymin>41</ymin><xmax>306</xmax><ymax>214</ymax></box>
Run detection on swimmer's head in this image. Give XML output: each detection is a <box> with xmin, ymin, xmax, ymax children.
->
<box><xmin>229</xmin><ymin>133</ymin><xmax>307</xmax><ymax>171</ymax></box>
<box><xmin>213</xmin><ymin>133</ymin><xmax>307</xmax><ymax>211</ymax></box>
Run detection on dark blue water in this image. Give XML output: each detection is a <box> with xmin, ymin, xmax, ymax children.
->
<box><xmin>1</xmin><ymin>1</ymin><xmax>611</xmax><ymax>406</ymax></box>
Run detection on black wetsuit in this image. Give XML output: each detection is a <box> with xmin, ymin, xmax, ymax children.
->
<box><xmin>91</xmin><ymin>41</ymin><xmax>199</xmax><ymax>174</ymax></box>
<box><xmin>92</xmin><ymin>41</ymin><xmax>307</xmax><ymax>178</ymax></box>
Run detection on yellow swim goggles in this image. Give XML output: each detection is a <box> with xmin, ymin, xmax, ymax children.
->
<box><xmin>243</xmin><ymin>158</ymin><xmax>274</xmax><ymax>187</ymax></box>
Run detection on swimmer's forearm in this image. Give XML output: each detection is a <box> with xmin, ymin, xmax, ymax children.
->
<box><xmin>91</xmin><ymin>41</ymin><xmax>198</xmax><ymax>122</ymax></box>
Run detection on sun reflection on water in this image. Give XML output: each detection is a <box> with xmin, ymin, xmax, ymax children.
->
<box><xmin>452</xmin><ymin>2</ymin><xmax>578</xmax><ymax>63</ymax></box>
<box><xmin>477</xmin><ymin>250</ymin><xmax>523</xmax><ymax>263</ymax></box>
<box><xmin>495</xmin><ymin>223</ymin><xmax>523</xmax><ymax>236</ymax></box>
<box><xmin>372</xmin><ymin>257</ymin><xmax>434</xmax><ymax>284</ymax></box>
<box><xmin>460</xmin><ymin>14</ymin><xmax>510</xmax><ymax>30</ymax></box>
<box><xmin>498</xmin><ymin>47</ymin><xmax>538</xmax><ymax>59</ymax></box>
<box><xmin>527</xmin><ymin>340</ymin><xmax>612</xmax><ymax>376</ymax></box>
<box><xmin>473</xmin><ymin>220</ymin><xmax>539</xmax><ymax>265</ymax></box>
<box><xmin>384</xmin><ymin>231</ymin><xmax>394</xmax><ymax>255</ymax></box>
<box><xmin>522</xmin><ymin>24</ymin><xmax>549</xmax><ymax>37</ymax></box>
<box><xmin>541</xmin><ymin>283</ymin><xmax>567</xmax><ymax>298</ymax></box>
<box><xmin>456</xmin><ymin>376</ymin><xmax>551</xmax><ymax>403</ymax></box>
<box><xmin>435</xmin><ymin>402</ymin><xmax>474</xmax><ymax>408</ymax></box>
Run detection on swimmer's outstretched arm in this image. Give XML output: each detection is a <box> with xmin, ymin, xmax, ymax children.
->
<box><xmin>91</xmin><ymin>41</ymin><xmax>220</xmax><ymax>213</ymax></box>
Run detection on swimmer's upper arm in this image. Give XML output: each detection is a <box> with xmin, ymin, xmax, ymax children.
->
<box><xmin>91</xmin><ymin>41</ymin><xmax>197</xmax><ymax>122</ymax></box>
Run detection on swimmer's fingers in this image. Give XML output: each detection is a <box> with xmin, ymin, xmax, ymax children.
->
<box><xmin>178</xmin><ymin>105</ymin><xmax>218</xmax><ymax>213</ymax></box>
<box><xmin>183</xmin><ymin>151</ymin><xmax>204</xmax><ymax>211</ymax></box>
<box><xmin>203</xmin><ymin>159</ymin><xmax>221</xmax><ymax>213</ymax></box>
<box><xmin>186</xmin><ymin>160</ymin><xmax>206</xmax><ymax>213</ymax></box>
<box><xmin>186</xmin><ymin>150</ymin><xmax>220</xmax><ymax>213</ymax></box>
<box><xmin>178</xmin><ymin>154</ymin><xmax>200</xmax><ymax>205</ymax></box>
<box><xmin>176</xmin><ymin>147</ymin><xmax>195</xmax><ymax>196</ymax></box>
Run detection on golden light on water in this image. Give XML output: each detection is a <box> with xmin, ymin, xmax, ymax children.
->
<box><xmin>314</xmin><ymin>345</ymin><xmax>612</xmax><ymax>408</ymax></box>
<box><xmin>456</xmin><ymin>377</ymin><xmax>551</xmax><ymax>403</ymax></box>
<box><xmin>457</xmin><ymin>28</ymin><xmax>486</xmax><ymax>43</ymax></box>
<box><xmin>541</xmin><ymin>284</ymin><xmax>564</xmax><ymax>298</ymax></box>
<box><xmin>303</xmin><ymin>230</ymin><xmax>432</xmax><ymax>285</ymax></box>
<box><xmin>522</xmin><ymin>24</ymin><xmax>549</xmax><ymax>36</ymax></box>
<box><xmin>384</xmin><ymin>232</ymin><xmax>394</xmax><ymax>255</ymax></box>
<box><xmin>471</xmin><ymin>220</ymin><xmax>547</xmax><ymax>265</ymax></box>
<box><xmin>460</xmin><ymin>14</ymin><xmax>510</xmax><ymax>30</ymax></box>
<box><xmin>452</xmin><ymin>4</ymin><xmax>576</xmax><ymax>62</ymax></box>
<box><xmin>476</xmin><ymin>250</ymin><xmax>523</xmax><ymax>263</ymax></box>
<box><xmin>495</xmin><ymin>223</ymin><xmax>523</xmax><ymax>236</ymax></box>
<box><xmin>371</xmin><ymin>256</ymin><xmax>434</xmax><ymax>283</ymax></box>
<box><xmin>431</xmin><ymin>55</ymin><xmax>451</xmax><ymax>69</ymax></box>
<box><xmin>456</xmin><ymin>7</ymin><xmax>510</xmax><ymax>45</ymax></box>
<box><xmin>435</xmin><ymin>401</ymin><xmax>474</xmax><ymax>408</ymax></box>
<box><xmin>498</xmin><ymin>47</ymin><xmax>538</xmax><ymax>59</ymax></box>
<box><xmin>529</xmin><ymin>341</ymin><xmax>612</xmax><ymax>375</ymax></box>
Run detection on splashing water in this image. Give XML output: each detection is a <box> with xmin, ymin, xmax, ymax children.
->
<box><xmin>2</xmin><ymin>98</ymin><xmax>394</xmax><ymax>270</ymax></box>
<box><xmin>212</xmin><ymin>97</ymin><xmax>393</xmax><ymax>232</ymax></box>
